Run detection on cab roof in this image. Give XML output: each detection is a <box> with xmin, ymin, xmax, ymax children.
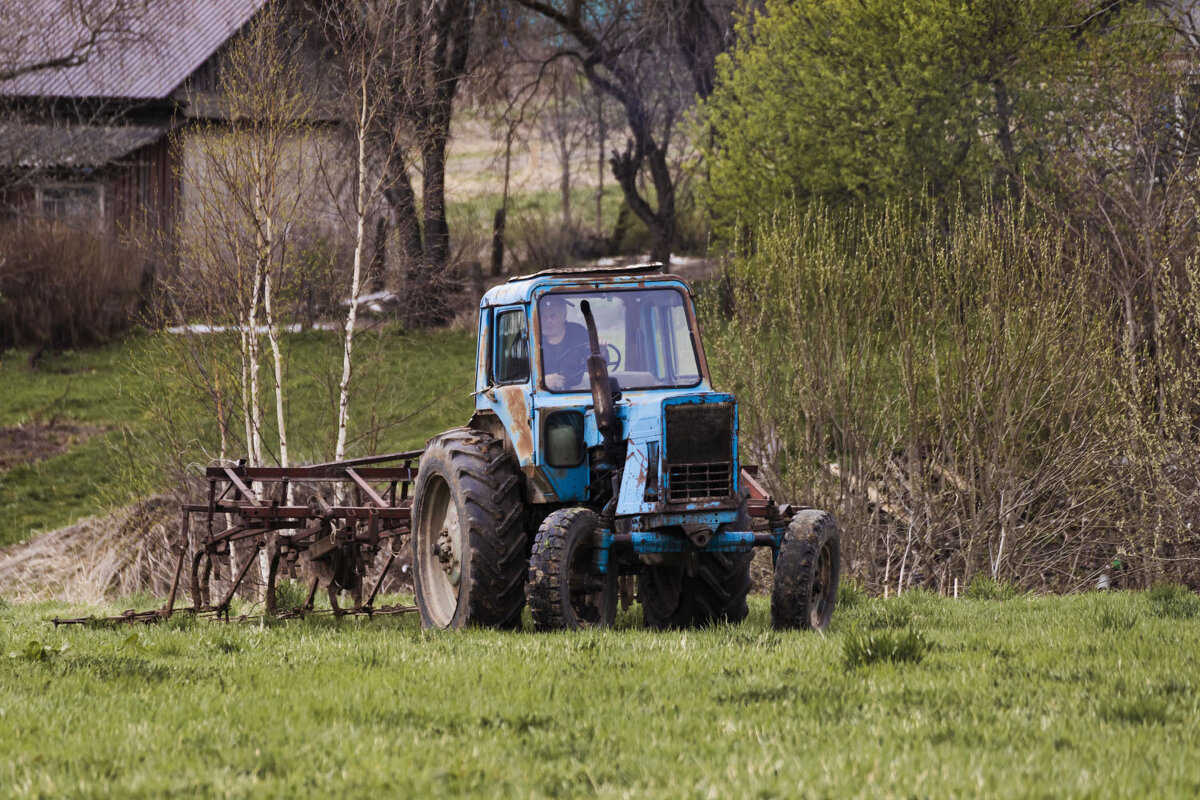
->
<box><xmin>481</xmin><ymin>263</ymin><xmax>694</xmax><ymax>308</ymax></box>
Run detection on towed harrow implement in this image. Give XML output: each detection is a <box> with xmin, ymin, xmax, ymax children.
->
<box><xmin>54</xmin><ymin>450</ymin><xmax>423</xmax><ymax>625</ymax></box>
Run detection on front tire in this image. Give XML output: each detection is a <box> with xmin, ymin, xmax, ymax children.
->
<box><xmin>527</xmin><ymin>508</ymin><xmax>617</xmax><ymax>631</ymax></box>
<box><xmin>771</xmin><ymin>510</ymin><xmax>840</xmax><ymax>631</ymax></box>
<box><xmin>411</xmin><ymin>429</ymin><xmax>526</xmax><ymax>629</ymax></box>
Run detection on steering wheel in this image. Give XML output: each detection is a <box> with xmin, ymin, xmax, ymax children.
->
<box><xmin>554</xmin><ymin>342</ymin><xmax>622</xmax><ymax>374</ymax></box>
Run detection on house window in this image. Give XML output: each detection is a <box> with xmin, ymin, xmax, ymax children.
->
<box><xmin>40</xmin><ymin>184</ymin><xmax>104</xmax><ymax>221</ymax></box>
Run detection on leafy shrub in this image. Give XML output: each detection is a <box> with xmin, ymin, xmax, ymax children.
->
<box><xmin>1148</xmin><ymin>583</ymin><xmax>1200</xmax><ymax>620</ymax></box>
<box><xmin>843</xmin><ymin>628</ymin><xmax>928</xmax><ymax>668</ymax></box>
<box><xmin>966</xmin><ymin>576</ymin><xmax>1020</xmax><ymax>601</ymax></box>
<box><xmin>0</xmin><ymin>221</ymin><xmax>143</xmax><ymax>347</ymax></box>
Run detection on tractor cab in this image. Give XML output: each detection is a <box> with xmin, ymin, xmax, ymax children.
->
<box><xmin>469</xmin><ymin>265</ymin><xmax>736</xmax><ymax>517</ymax></box>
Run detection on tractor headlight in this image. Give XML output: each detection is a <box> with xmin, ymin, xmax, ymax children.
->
<box><xmin>545</xmin><ymin>410</ymin><xmax>585</xmax><ymax>467</ymax></box>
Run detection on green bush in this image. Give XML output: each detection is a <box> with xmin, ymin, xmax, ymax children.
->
<box><xmin>695</xmin><ymin>0</ymin><xmax>1167</xmax><ymax>237</ymax></box>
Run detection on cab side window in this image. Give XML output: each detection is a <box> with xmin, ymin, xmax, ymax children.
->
<box><xmin>494</xmin><ymin>309</ymin><xmax>530</xmax><ymax>384</ymax></box>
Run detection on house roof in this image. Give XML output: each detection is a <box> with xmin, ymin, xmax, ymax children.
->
<box><xmin>0</xmin><ymin>0</ymin><xmax>266</xmax><ymax>99</ymax></box>
<box><xmin>0</xmin><ymin>123</ymin><xmax>164</xmax><ymax>169</ymax></box>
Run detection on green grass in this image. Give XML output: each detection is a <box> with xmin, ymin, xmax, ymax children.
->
<box><xmin>0</xmin><ymin>328</ymin><xmax>476</xmax><ymax>547</ymax></box>
<box><xmin>1</xmin><ymin>591</ymin><xmax>1197</xmax><ymax>797</ymax></box>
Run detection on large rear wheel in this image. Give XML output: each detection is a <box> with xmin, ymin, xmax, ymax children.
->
<box><xmin>411</xmin><ymin>429</ymin><xmax>527</xmax><ymax>629</ymax></box>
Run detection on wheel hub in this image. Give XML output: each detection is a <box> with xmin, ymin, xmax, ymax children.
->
<box><xmin>435</xmin><ymin>527</ymin><xmax>461</xmax><ymax>585</ymax></box>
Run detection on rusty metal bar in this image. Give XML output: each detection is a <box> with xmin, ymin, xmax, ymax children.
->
<box><xmin>214</xmin><ymin>541</ymin><xmax>263</xmax><ymax>612</ymax></box>
<box><xmin>364</xmin><ymin>550</ymin><xmax>397</xmax><ymax>608</ymax></box>
<box><xmin>345</xmin><ymin>468</ymin><xmax>389</xmax><ymax>508</ymax></box>
<box><xmin>163</xmin><ymin>513</ymin><xmax>191</xmax><ymax>616</ymax></box>
<box><xmin>223</xmin><ymin>467</ymin><xmax>263</xmax><ymax>506</ymax></box>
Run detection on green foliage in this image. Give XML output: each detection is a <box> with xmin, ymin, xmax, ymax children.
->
<box><xmin>695</xmin><ymin>0</ymin><xmax>1167</xmax><ymax>234</ymax></box>
<box><xmin>273</xmin><ymin>579</ymin><xmax>309</xmax><ymax>614</ymax></box>
<box><xmin>965</xmin><ymin>576</ymin><xmax>1020</xmax><ymax>601</ymax></box>
<box><xmin>7</xmin><ymin>637</ymin><xmax>69</xmax><ymax>662</ymax></box>
<box><xmin>1095</xmin><ymin>602</ymin><xmax>1140</xmax><ymax>633</ymax></box>
<box><xmin>836</xmin><ymin>580</ymin><xmax>867</xmax><ymax>610</ymax></box>
<box><xmin>1148</xmin><ymin>583</ymin><xmax>1200</xmax><ymax>620</ymax></box>
<box><xmin>843</xmin><ymin>627</ymin><xmax>928</xmax><ymax>667</ymax></box>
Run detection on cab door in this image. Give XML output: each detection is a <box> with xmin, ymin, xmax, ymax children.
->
<box><xmin>475</xmin><ymin>305</ymin><xmax>536</xmax><ymax>466</ymax></box>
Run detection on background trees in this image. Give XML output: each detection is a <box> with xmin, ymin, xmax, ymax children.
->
<box><xmin>695</xmin><ymin>0</ymin><xmax>1165</xmax><ymax>233</ymax></box>
<box><xmin>512</xmin><ymin>0</ymin><xmax>740</xmax><ymax>264</ymax></box>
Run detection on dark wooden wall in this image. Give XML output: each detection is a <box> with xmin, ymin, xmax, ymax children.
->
<box><xmin>109</xmin><ymin>134</ymin><xmax>177</xmax><ymax>242</ymax></box>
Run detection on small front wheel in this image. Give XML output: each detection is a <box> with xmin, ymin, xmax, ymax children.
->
<box><xmin>771</xmin><ymin>510</ymin><xmax>840</xmax><ymax>631</ymax></box>
<box><xmin>527</xmin><ymin>508</ymin><xmax>617</xmax><ymax>631</ymax></box>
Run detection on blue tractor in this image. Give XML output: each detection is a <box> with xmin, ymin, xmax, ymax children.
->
<box><xmin>410</xmin><ymin>264</ymin><xmax>840</xmax><ymax>631</ymax></box>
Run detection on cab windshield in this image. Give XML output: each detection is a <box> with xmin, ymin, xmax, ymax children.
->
<box><xmin>537</xmin><ymin>288</ymin><xmax>702</xmax><ymax>392</ymax></box>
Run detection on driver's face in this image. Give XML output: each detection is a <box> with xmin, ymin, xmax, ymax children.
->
<box><xmin>542</xmin><ymin>302</ymin><xmax>566</xmax><ymax>338</ymax></box>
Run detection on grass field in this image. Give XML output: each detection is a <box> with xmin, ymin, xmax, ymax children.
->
<box><xmin>2</xmin><ymin>589</ymin><xmax>1198</xmax><ymax>798</ymax></box>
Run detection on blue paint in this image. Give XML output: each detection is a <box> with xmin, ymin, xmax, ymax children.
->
<box><xmin>629</xmin><ymin>530</ymin><xmax>756</xmax><ymax>554</ymax></box>
<box><xmin>470</xmin><ymin>268</ymin><xmax>778</xmax><ymax>563</ymax></box>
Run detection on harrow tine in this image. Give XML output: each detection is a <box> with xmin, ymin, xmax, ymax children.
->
<box><xmin>163</xmin><ymin>513</ymin><xmax>191</xmax><ymax>617</ymax></box>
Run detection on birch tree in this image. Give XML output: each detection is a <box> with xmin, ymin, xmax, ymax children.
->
<box><xmin>310</xmin><ymin>0</ymin><xmax>411</xmax><ymax>462</ymax></box>
<box><xmin>170</xmin><ymin>1</ymin><xmax>313</xmax><ymax>475</ymax></box>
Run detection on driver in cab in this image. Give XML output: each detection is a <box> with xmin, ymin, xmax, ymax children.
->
<box><xmin>540</xmin><ymin>295</ymin><xmax>590</xmax><ymax>390</ymax></box>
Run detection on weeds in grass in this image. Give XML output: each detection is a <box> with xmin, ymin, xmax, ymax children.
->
<box><xmin>7</xmin><ymin>638</ymin><xmax>69</xmax><ymax>662</ymax></box>
<box><xmin>1101</xmin><ymin>693</ymin><xmax>1172</xmax><ymax>726</ymax></box>
<box><xmin>966</xmin><ymin>576</ymin><xmax>1020</xmax><ymax>601</ymax></box>
<box><xmin>273</xmin><ymin>579</ymin><xmax>309</xmax><ymax>614</ymax></box>
<box><xmin>837</xmin><ymin>580</ymin><xmax>867</xmax><ymax>609</ymax></box>
<box><xmin>843</xmin><ymin>628</ymin><xmax>928</xmax><ymax>667</ymax></box>
<box><xmin>1148</xmin><ymin>583</ymin><xmax>1200</xmax><ymax>619</ymax></box>
<box><xmin>2</xmin><ymin>593</ymin><xmax>1199</xmax><ymax>797</ymax></box>
<box><xmin>1095</xmin><ymin>603</ymin><xmax>1140</xmax><ymax>631</ymax></box>
<box><xmin>859</xmin><ymin>601</ymin><xmax>914</xmax><ymax>630</ymax></box>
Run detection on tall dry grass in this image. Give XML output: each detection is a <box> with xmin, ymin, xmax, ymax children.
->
<box><xmin>0</xmin><ymin>221</ymin><xmax>144</xmax><ymax>348</ymax></box>
<box><xmin>706</xmin><ymin>200</ymin><xmax>1200</xmax><ymax>593</ymax></box>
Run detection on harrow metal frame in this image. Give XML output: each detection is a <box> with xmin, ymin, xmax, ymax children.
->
<box><xmin>54</xmin><ymin>450</ymin><xmax>422</xmax><ymax>626</ymax></box>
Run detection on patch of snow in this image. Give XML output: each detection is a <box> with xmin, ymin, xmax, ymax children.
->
<box><xmin>166</xmin><ymin>322</ymin><xmax>339</xmax><ymax>335</ymax></box>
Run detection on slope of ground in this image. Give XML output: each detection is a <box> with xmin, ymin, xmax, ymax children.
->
<box><xmin>1</xmin><ymin>591</ymin><xmax>1197</xmax><ymax>798</ymax></box>
<box><xmin>0</xmin><ymin>330</ymin><xmax>476</xmax><ymax>552</ymax></box>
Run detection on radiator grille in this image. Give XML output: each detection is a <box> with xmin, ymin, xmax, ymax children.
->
<box><xmin>667</xmin><ymin>463</ymin><xmax>733</xmax><ymax>503</ymax></box>
<box><xmin>664</xmin><ymin>401</ymin><xmax>734</xmax><ymax>502</ymax></box>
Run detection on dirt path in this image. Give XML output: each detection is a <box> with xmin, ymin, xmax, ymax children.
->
<box><xmin>0</xmin><ymin>423</ymin><xmax>102</xmax><ymax>471</ymax></box>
